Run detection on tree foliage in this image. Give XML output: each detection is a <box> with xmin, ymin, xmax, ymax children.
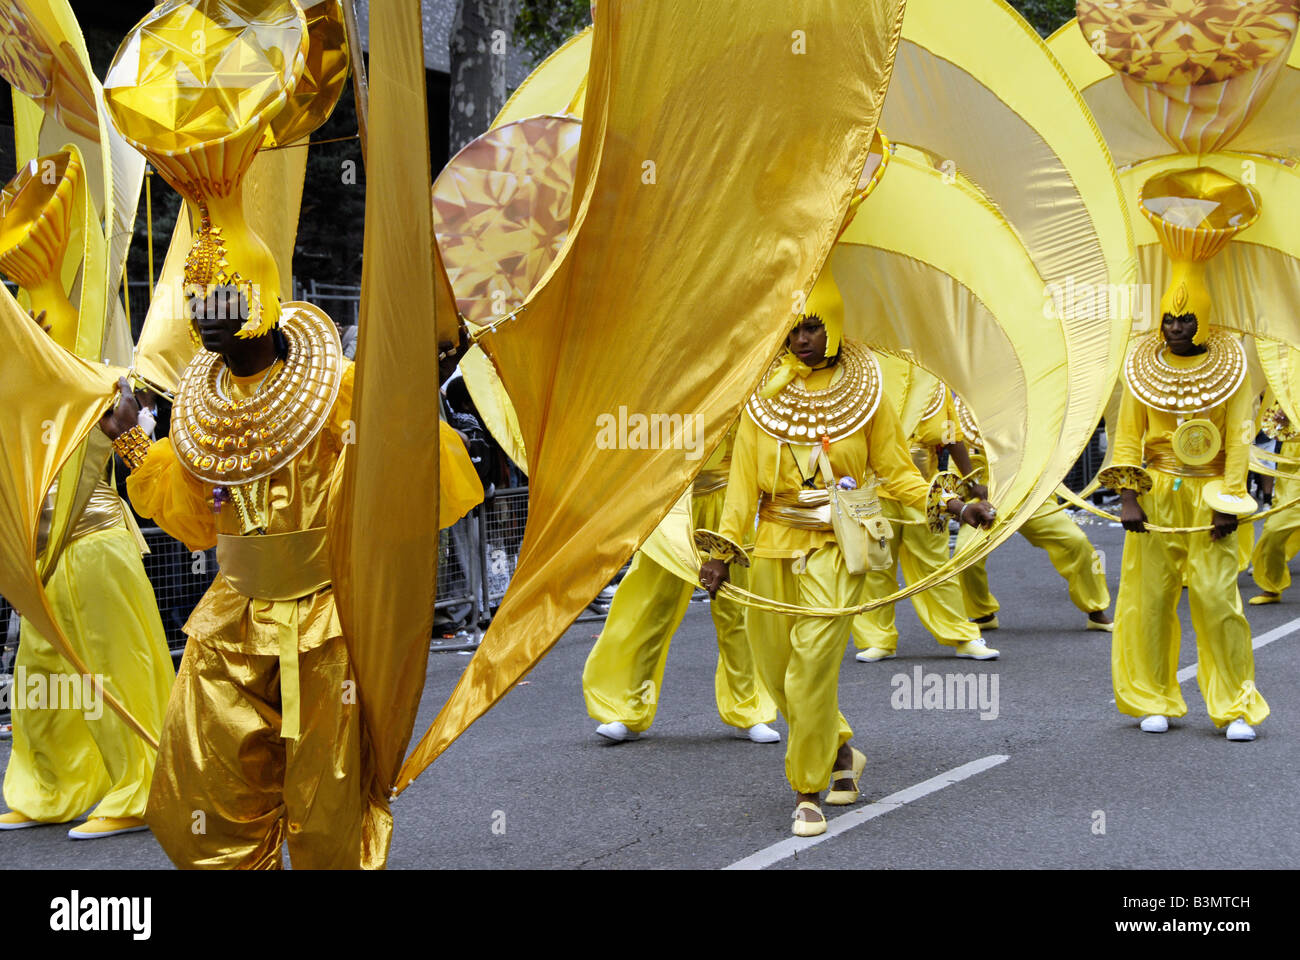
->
<box><xmin>1006</xmin><ymin>0</ymin><xmax>1077</xmax><ymax>37</ymax></box>
<box><xmin>514</xmin><ymin>0</ymin><xmax>591</xmax><ymax>64</ymax></box>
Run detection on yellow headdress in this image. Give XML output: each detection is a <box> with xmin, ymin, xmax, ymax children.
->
<box><xmin>1139</xmin><ymin>167</ymin><xmax>1260</xmax><ymax>346</ymax></box>
<box><xmin>805</xmin><ymin>263</ymin><xmax>846</xmax><ymax>359</ymax></box>
<box><xmin>103</xmin><ymin>0</ymin><xmax>312</xmax><ymax>339</ymax></box>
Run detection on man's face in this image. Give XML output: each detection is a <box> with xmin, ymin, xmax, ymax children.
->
<box><xmin>787</xmin><ymin>316</ymin><xmax>827</xmax><ymax>365</ymax></box>
<box><xmin>188</xmin><ymin>285</ymin><xmax>249</xmax><ymax>355</ymax></box>
<box><xmin>1161</xmin><ymin>311</ymin><xmax>1199</xmax><ymax>354</ymax></box>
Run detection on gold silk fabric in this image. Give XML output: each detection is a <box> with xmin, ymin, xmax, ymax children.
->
<box><xmin>0</xmin><ymin>0</ymin><xmax>99</xmax><ymax>142</ymax></box>
<box><xmin>394</xmin><ymin>0</ymin><xmax>909</xmax><ymax>794</ymax></box>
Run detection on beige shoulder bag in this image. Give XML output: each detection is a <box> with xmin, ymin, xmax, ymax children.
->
<box><xmin>817</xmin><ymin>451</ymin><xmax>893</xmax><ymax>575</ymax></box>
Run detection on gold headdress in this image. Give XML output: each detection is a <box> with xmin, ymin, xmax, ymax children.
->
<box><xmin>1139</xmin><ymin>167</ymin><xmax>1260</xmax><ymax>346</ymax></box>
<box><xmin>103</xmin><ymin>0</ymin><xmax>311</xmax><ymax>339</ymax></box>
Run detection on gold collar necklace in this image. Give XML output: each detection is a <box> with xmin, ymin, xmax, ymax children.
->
<box><xmin>749</xmin><ymin>339</ymin><xmax>882</xmax><ymax>443</ymax></box>
<box><xmin>1123</xmin><ymin>329</ymin><xmax>1245</xmax><ymax>415</ymax></box>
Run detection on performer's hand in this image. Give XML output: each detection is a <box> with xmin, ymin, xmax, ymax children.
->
<box><xmin>28</xmin><ymin>308</ymin><xmax>50</xmax><ymax>336</ymax></box>
<box><xmin>970</xmin><ymin>482</ymin><xmax>990</xmax><ymax>502</ymax></box>
<box><xmin>1119</xmin><ymin>489</ymin><xmax>1147</xmax><ymax>533</ymax></box>
<box><xmin>1209</xmin><ymin>509</ymin><xmax>1238</xmax><ymax>542</ymax></box>
<box><xmin>699</xmin><ymin>558</ymin><xmax>730</xmax><ymax>599</ymax></box>
<box><xmin>959</xmin><ymin>500</ymin><xmax>996</xmax><ymax>529</ymax></box>
<box><xmin>98</xmin><ymin>377</ymin><xmax>140</xmax><ymax>440</ymax></box>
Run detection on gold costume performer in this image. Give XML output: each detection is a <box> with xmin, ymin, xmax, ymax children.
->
<box><xmin>0</xmin><ymin>141</ymin><xmax>173</xmax><ymax>838</ymax></box>
<box><xmin>698</xmin><ymin>271</ymin><xmax>993</xmax><ymax>836</ymax></box>
<box><xmin>581</xmin><ymin>426</ymin><xmax>778</xmax><ymax>743</ymax></box>
<box><xmin>853</xmin><ymin>384</ymin><xmax>997</xmax><ymax>662</ymax></box>
<box><xmin>1105</xmin><ymin>288</ymin><xmax>1268</xmax><ymax>740</ymax></box>
<box><xmin>953</xmin><ymin>396</ymin><xmax>1112</xmax><ymax>632</ymax></box>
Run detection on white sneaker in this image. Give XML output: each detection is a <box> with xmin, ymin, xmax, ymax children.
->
<box><xmin>954</xmin><ymin>639</ymin><xmax>999</xmax><ymax>660</ymax></box>
<box><xmin>1226</xmin><ymin>718</ymin><xmax>1256</xmax><ymax>741</ymax></box>
<box><xmin>595</xmin><ymin>721</ymin><xmax>640</xmax><ymax>742</ymax></box>
<box><xmin>855</xmin><ymin>647</ymin><xmax>896</xmax><ymax>662</ymax></box>
<box><xmin>1139</xmin><ymin>715</ymin><xmax>1168</xmax><ymax>733</ymax></box>
<box><xmin>741</xmin><ymin>722</ymin><xmax>781</xmax><ymax>743</ymax></box>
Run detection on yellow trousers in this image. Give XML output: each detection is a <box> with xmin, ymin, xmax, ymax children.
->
<box><xmin>3</xmin><ymin>526</ymin><xmax>174</xmax><ymax>822</ymax></box>
<box><xmin>853</xmin><ymin>500</ymin><xmax>979</xmax><ymax>652</ymax></box>
<box><xmin>1112</xmin><ymin>472</ymin><xmax>1269</xmax><ymax>727</ymax></box>
<box><xmin>582</xmin><ymin>545</ymin><xmax>774</xmax><ymax>731</ymax></box>
<box><xmin>747</xmin><ymin>545</ymin><xmax>857</xmax><ymax>794</ymax></box>
<box><xmin>146</xmin><ymin>635</ymin><xmax>371</xmax><ymax>869</ymax></box>
<box><xmin>1251</xmin><ymin>456</ymin><xmax>1300</xmax><ymax>594</ymax></box>
<box><xmin>957</xmin><ymin>498</ymin><xmax>1110</xmax><ymax>619</ymax></box>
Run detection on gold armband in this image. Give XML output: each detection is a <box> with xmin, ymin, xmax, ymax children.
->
<box><xmin>1096</xmin><ymin>464</ymin><xmax>1152</xmax><ymax>496</ymax></box>
<box><xmin>926</xmin><ymin>471</ymin><xmax>963</xmax><ymax>533</ymax></box>
<box><xmin>112</xmin><ymin>426</ymin><xmax>153</xmax><ymax>471</ymax></box>
<box><xmin>693</xmin><ymin>529</ymin><xmax>750</xmax><ymax>568</ymax></box>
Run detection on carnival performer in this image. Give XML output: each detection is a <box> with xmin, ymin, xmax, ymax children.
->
<box><xmin>852</xmin><ymin>383</ymin><xmax>1000</xmax><ymax>662</ymax></box>
<box><xmin>1105</xmin><ymin>307</ymin><xmax>1267</xmax><ymax>741</ymax></box>
<box><xmin>698</xmin><ymin>270</ymin><xmax>994</xmax><ymax>836</ymax></box>
<box><xmin>1249</xmin><ymin>401</ymin><xmax>1300</xmax><ymax>606</ymax></box>
<box><xmin>582</xmin><ymin>423</ymin><xmax>779</xmax><ymax>744</ymax></box>
<box><xmin>0</xmin><ymin>324</ymin><xmax>174</xmax><ymax>841</ymax></box>
<box><xmin>952</xmin><ymin>393</ymin><xmax>1114</xmax><ymax>632</ymax></box>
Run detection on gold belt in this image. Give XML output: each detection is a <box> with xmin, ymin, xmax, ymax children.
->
<box><xmin>1147</xmin><ymin>453</ymin><xmax>1225</xmax><ymax>478</ymax></box>
<box><xmin>36</xmin><ymin>480</ymin><xmax>124</xmax><ymax>554</ymax></box>
<box><xmin>693</xmin><ymin>468</ymin><xmax>730</xmax><ymax>496</ymax></box>
<box><xmin>216</xmin><ymin>527</ymin><xmax>332</xmax><ymax>744</ymax></box>
<box><xmin>217</xmin><ymin>527</ymin><xmax>331</xmax><ymax>601</ymax></box>
<box><xmin>758</xmin><ymin>491</ymin><xmax>833</xmax><ymax>531</ymax></box>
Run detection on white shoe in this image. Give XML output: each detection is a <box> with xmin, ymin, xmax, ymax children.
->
<box><xmin>740</xmin><ymin>722</ymin><xmax>781</xmax><ymax>743</ymax></box>
<box><xmin>855</xmin><ymin>647</ymin><xmax>896</xmax><ymax>662</ymax></box>
<box><xmin>595</xmin><ymin>721</ymin><xmax>640</xmax><ymax>742</ymax></box>
<box><xmin>1139</xmin><ymin>715</ymin><xmax>1168</xmax><ymax>733</ymax></box>
<box><xmin>953</xmin><ymin>640</ymin><xmax>999</xmax><ymax>660</ymax></box>
<box><xmin>1226</xmin><ymin>718</ymin><xmax>1256</xmax><ymax>741</ymax></box>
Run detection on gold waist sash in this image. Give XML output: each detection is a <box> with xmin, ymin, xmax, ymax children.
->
<box><xmin>693</xmin><ymin>468</ymin><xmax>730</xmax><ymax>496</ymax></box>
<box><xmin>1147</xmin><ymin>453</ymin><xmax>1225</xmax><ymax>479</ymax></box>
<box><xmin>217</xmin><ymin>527</ymin><xmax>332</xmax><ymax>601</ymax></box>
<box><xmin>36</xmin><ymin>480</ymin><xmax>125</xmax><ymax>553</ymax></box>
<box><xmin>758</xmin><ymin>491</ymin><xmax>833</xmax><ymax>531</ymax></box>
<box><xmin>910</xmin><ymin>444</ymin><xmax>936</xmax><ymax>479</ymax></box>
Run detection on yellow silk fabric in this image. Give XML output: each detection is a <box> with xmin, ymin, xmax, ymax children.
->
<box><xmin>328</xmin><ymin>0</ymin><xmax>455</xmax><ymax>846</ymax></box>
<box><xmin>1112</xmin><ymin>355</ymin><xmax>1253</xmax><ymax>499</ymax></box>
<box><xmin>395</xmin><ymin>0</ymin><xmax>907</xmax><ymax>794</ymax></box>
<box><xmin>127</xmin><ymin>362</ymin><xmax>355</xmax><ymax>657</ymax></box>
<box><xmin>720</xmin><ymin>362</ymin><xmax>929</xmax><ymax>561</ymax></box>
<box><xmin>0</xmin><ymin>286</ymin><xmax>156</xmax><ymax>743</ymax></box>
<box><xmin>439</xmin><ymin>420</ymin><xmax>484</xmax><ymax>529</ymax></box>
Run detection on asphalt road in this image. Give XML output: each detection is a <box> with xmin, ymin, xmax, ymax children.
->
<box><xmin>4</xmin><ymin>514</ymin><xmax>1298</xmax><ymax>870</ymax></box>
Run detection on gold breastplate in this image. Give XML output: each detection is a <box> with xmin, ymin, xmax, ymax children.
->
<box><xmin>1123</xmin><ymin>330</ymin><xmax>1245</xmax><ymax>415</ymax></box>
<box><xmin>748</xmin><ymin>340</ymin><xmax>882</xmax><ymax>443</ymax></box>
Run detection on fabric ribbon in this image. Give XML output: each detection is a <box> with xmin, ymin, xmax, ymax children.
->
<box><xmin>759</xmin><ymin>352</ymin><xmax>812</xmax><ymax>398</ymax></box>
<box><xmin>267</xmin><ymin>600</ymin><xmax>301</xmax><ymax>742</ymax></box>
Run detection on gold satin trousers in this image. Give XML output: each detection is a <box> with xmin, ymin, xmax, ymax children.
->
<box><xmin>3</xmin><ymin>526</ymin><xmax>173</xmax><ymax>822</ymax></box>
<box><xmin>853</xmin><ymin>500</ymin><xmax>980</xmax><ymax>652</ymax></box>
<box><xmin>1112</xmin><ymin>472</ymin><xmax>1269</xmax><ymax>727</ymax></box>
<box><xmin>582</xmin><ymin>543</ymin><xmax>775</xmax><ymax>732</ymax></box>
<box><xmin>956</xmin><ymin>497</ymin><xmax>1111</xmax><ymax>619</ymax></box>
<box><xmin>746</xmin><ymin>545</ymin><xmax>857</xmax><ymax>794</ymax></box>
<box><xmin>1250</xmin><ymin>463</ymin><xmax>1300</xmax><ymax>595</ymax></box>
<box><xmin>145</xmin><ymin>635</ymin><xmax>369</xmax><ymax>869</ymax></box>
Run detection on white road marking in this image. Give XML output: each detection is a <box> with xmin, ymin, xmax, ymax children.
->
<box><xmin>724</xmin><ymin>754</ymin><xmax>1009</xmax><ymax>871</ymax></box>
<box><xmin>1109</xmin><ymin>614</ymin><xmax>1300</xmax><ymax>702</ymax></box>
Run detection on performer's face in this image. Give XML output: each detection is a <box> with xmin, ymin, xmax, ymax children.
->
<box><xmin>788</xmin><ymin>316</ymin><xmax>827</xmax><ymax>365</ymax></box>
<box><xmin>188</xmin><ymin>285</ymin><xmax>249</xmax><ymax>355</ymax></box>
<box><xmin>1161</xmin><ymin>312</ymin><xmax>1200</xmax><ymax>355</ymax></box>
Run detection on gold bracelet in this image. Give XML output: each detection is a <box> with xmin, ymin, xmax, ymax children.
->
<box><xmin>112</xmin><ymin>426</ymin><xmax>153</xmax><ymax>471</ymax></box>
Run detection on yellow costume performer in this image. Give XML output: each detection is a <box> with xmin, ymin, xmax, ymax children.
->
<box><xmin>0</xmin><ymin>119</ymin><xmax>172</xmax><ymax>836</ymax></box>
<box><xmin>1105</xmin><ymin>171</ymin><xmax>1269</xmax><ymax>739</ymax></box>
<box><xmin>853</xmin><ymin>385</ymin><xmax>996</xmax><ymax>661</ymax></box>
<box><xmin>581</xmin><ymin>426</ymin><xmax>778</xmax><ymax>742</ymax></box>
<box><xmin>953</xmin><ymin>397</ymin><xmax>1112</xmax><ymax>632</ymax></box>
<box><xmin>1249</xmin><ymin>414</ymin><xmax>1300</xmax><ymax>603</ymax></box>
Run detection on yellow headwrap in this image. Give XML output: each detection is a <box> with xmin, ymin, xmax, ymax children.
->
<box><xmin>760</xmin><ymin>264</ymin><xmax>846</xmax><ymax>398</ymax></box>
<box><xmin>1140</xmin><ymin>167</ymin><xmax>1260</xmax><ymax>347</ymax></box>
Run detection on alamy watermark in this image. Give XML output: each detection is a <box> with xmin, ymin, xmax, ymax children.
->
<box><xmin>0</xmin><ymin>668</ymin><xmax>103</xmax><ymax>720</ymax></box>
<box><xmin>890</xmin><ymin>666</ymin><xmax>999</xmax><ymax>720</ymax></box>
<box><xmin>594</xmin><ymin>406</ymin><xmax>705</xmax><ymax>460</ymax></box>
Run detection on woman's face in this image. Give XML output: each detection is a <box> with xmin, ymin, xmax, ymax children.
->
<box><xmin>1161</xmin><ymin>311</ymin><xmax>1200</xmax><ymax>355</ymax></box>
<box><xmin>788</xmin><ymin>316</ymin><xmax>827</xmax><ymax>365</ymax></box>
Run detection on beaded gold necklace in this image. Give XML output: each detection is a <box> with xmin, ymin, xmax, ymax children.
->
<box><xmin>1123</xmin><ymin>329</ymin><xmax>1245</xmax><ymax>415</ymax></box>
<box><xmin>748</xmin><ymin>339</ymin><xmax>882</xmax><ymax>443</ymax></box>
<box><xmin>918</xmin><ymin>379</ymin><xmax>946</xmax><ymax>423</ymax></box>
<box><xmin>953</xmin><ymin>392</ymin><xmax>981</xmax><ymax>446</ymax></box>
<box><xmin>171</xmin><ymin>302</ymin><xmax>344</xmax><ymax>487</ymax></box>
